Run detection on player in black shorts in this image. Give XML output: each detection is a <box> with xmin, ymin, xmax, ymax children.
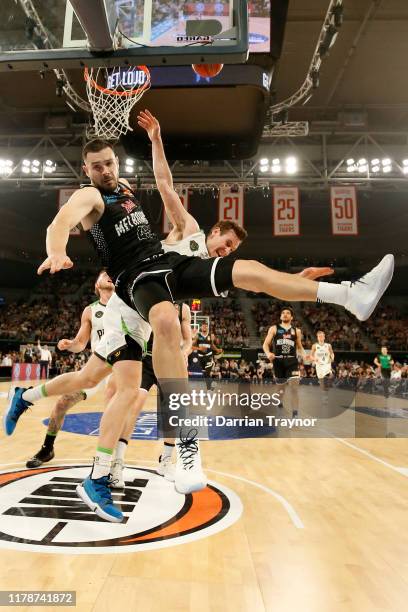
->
<box><xmin>7</xmin><ymin>109</ymin><xmax>393</xmax><ymax>522</ymax></box>
<box><xmin>263</xmin><ymin>307</ymin><xmax>307</xmax><ymax>418</ymax></box>
<box><xmin>193</xmin><ymin>321</ymin><xmax>222</xmax><ymax>390</ymax></box>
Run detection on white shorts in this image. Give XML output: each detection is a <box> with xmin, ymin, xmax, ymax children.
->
<box><xmin>316</xmin><ymin>364</ymin><xmax>332</xmax><ymax>380</ymax></box>
<box><xmin>95</xmin><ymin>293</ymin><xmax>152</xmax><ymax>362</ymax></box>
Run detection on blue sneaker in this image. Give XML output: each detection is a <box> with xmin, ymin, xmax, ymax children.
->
<box><xmin>3</xmin><ymin>387</ymin><xmax>32</xmax><ymax>436</ymax></box>
<box><xmin>76</xmin><ymin>475</ymin><xmax>123</xmax><ymax>523</ymax></box>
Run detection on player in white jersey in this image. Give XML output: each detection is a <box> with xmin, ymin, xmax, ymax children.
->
<box><xmin>25</xmin><ymin>270</ymin><xmax>115</xmax><ymax>467</ymax></box>
<box><xmin>310</xmin><ymin>330</ymin><xmax>335</xmax><ymax>389</ymax></box>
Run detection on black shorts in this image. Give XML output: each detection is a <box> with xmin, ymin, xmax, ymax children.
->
<box><xmin>94</xmin><ymin>334</ymin><xmax>143</xmax><ymax>365</ymax></box>
<box><xmin>199</xmin><ymin>354</ymin><xmax>214</xmax><ymax>373</ymax></box>
<box><xmin>141</xmin><ymin>354</ymin><xmax>157</xmax><ymax>391</ymax></box>
<box><xmin>116</xmin><ymin>252</ymin><xmax>236</xmax><ymax>321</ymax></box>
<box><xmin>381</xmin><ymin>368</ymin><xmax>391</xmax><ymax>379</ymax></box>
<box><xmin>273</xmin><ymin>358</ymin><xmax>300</xmax><ymax>384</ymax></box>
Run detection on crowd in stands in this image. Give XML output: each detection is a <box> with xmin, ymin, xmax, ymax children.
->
<box><xmin>0</xmin><ymin>298</ymin><xmax>86</xmax><ymax>343</ymax></box>
<box><xmin>209</xmin><ymin>357</ymin><xmax>408</xmax><ymax>387</ymax></box>
<box><xmin>362</xmin><ymin>305</ymin><xmax>408</xmax><ymax>351</ymax></box>
<box><xmin>0</xmin><ymin>347</ymin><xmax>91</xmax><ymax>373</ymax></box>
<box><xmin>301</xmin><ymin>303</ymin><xmax>368</xmax><ymax>351</ymax></box>
<box><xmin>203</xmin><ymin>299</ymin><xmax>249</xmax><ymax>348</ymax></box>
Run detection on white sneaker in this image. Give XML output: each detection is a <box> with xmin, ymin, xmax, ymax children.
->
<box><xmin>174</xmin><ymin>433</ymin><xmax>207</xmax><ymax>494</ymax></box>
<box><xmin>110</xmin><ymin>458</ymin><xmax>125</xmax><ymax>489</ymax></box>
<box><xmin>157</xmin><ymin>455</ymin><xmax>176</xmax><ymax>481</ymax></box>
<box><xmin>343</xmin><ymin>254</ymin><xmax>394</xmax><ymax>321</ymax></box>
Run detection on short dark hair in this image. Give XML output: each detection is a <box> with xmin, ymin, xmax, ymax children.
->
<box><xmin>209</xmin><ymin>220</ymin><xmax>248</xmax><ymax>243</ymax></box>
<box><xmin>317</xmin><ymin>330</ymin><xmax>325</xmax><ymax>335</ymax></box>
<box><xmin>280</xmin><ymin>306</ymin><xmax>294</xmax><ymax>317</ymax></box>
<box><xmin>82</xmin><ymin>139</ymin><xmax>115</xmax><ymax>161</ymax></box>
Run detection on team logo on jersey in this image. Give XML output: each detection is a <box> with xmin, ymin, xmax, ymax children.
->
<box><xmin>95</xmin><ymin>311</ymin><xmax>104</xmax><ymax>318</ymax></box>
<box><xmin>121</xmin><ymin>199</ymin><xmax>136</xmax><ymax>214</ymax></box>
<box><xmin>190</xmin><ymin>240</ymin><xmax>199</xmax><ymax>252</ymax></box>
<box><xmin>0</xmin><ymin>465</ymin><xmax>242</xmax><ymax>554</ymax></box>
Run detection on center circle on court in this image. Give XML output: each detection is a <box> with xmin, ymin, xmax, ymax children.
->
<box><xmin>0</xmin><ymin>465</ymin><xmax>242</xmax><ymax>554</ymax></box>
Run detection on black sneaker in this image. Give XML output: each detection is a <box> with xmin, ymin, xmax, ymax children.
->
<box><xmin>26</xmin><ymin>446</ymin><xmax>55</xmax><ymax>468</ymax></box>
<box><xmin>292</xmin><ymin>410</ymin><xmax>299</xmax><ymax>418</ymax></box>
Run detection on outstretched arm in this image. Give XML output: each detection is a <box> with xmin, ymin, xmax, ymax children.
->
<box><xmin>137</xmin><ymin>110</ymin><xmax>198</xmax><ymax>237</ymax></box>
<box><xmin>38</xmin><ymin>188</ymin><xmax>101</xmax><ymax>275</ymax></box>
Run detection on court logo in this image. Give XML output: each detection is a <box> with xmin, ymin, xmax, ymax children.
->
<box><xmin>0</xmin><ymin>465</ymin><xmax>242</xmax><ymax>554</ymax></box>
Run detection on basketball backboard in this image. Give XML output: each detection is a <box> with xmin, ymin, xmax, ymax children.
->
<box><xmin>0</xmin><ymin>0</ymin><xmax>248</xmax><ymax>71</ymax></box>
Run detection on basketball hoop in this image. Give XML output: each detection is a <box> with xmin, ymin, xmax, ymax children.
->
<box><xmin>84</xmin><ymin>65</ymin><xmax>151</xmax><ymax>140</ymax></box>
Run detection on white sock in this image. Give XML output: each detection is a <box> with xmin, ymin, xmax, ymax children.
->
<box><xmin>22</xmin><ymin>384</ymin><xmax>47</xmax><ymax>403</ymax></box>
<box><xmin>91</xmin><ymin>449</ymin><xmax>112</xmax><ymax>479</ymax></box>
<box><xmin>161</xmin><ymin>442</ymin><xmax>175</xmax><ymax>461</ymax></box>
<box><xmin>114</xmin><ymin>439</ymin><xmax>128</xmax><ymax>462</ymax></box>
<box><xmin>317</xmin><ymin>282</ymin><xmax>348</xmax><ymax>307</ymax></box>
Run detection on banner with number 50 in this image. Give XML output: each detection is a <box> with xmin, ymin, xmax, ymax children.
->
<box><xmin>330</xmin><ymin>186</ymin><xmax>358</xmax><ymax>235</ymax></box>
<box><xmin>218</xmin><ymin>186</ymin><xmax>244</xmax><ymax>227</ymax></box>
<box><xmin>273</xmin><ymin>187</ymin><xmax>300</xmax><ymax>236</ymax></box>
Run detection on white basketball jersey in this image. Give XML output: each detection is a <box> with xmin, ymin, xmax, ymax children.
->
<box><xmin>90</xmin><ymin>301</ymin><xmax>106</xmax><ymax>351</ymax></box>
<box><xmin>161</xmin><ymin>230</ymin><xmax>209</xmax><ymax>258</ymax></box>
<box><xmin>315</xmin><ymin>342</ymin><xmax>331</xmax><ymax>366</ymax></box>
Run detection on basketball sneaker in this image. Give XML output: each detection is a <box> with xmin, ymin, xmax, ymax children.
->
<box><xmin>157</xmin><ymin>455</ymin><xmax>176</xmax><ymax>482</ymax></box>
<box><xmin>110</xmin><ymin>459</ymin><xmax>125</xmax><ymax>489</ymax></box>
<box><xmin>26</xmin><ymin>446</ymin><xmax>55</xmax><ymax>468</ymax></box>
<box><xmin>343</xmin><ymin>254</ymin><xmax>394</xmax><ymax>321</ymax></box>
<box><xmin>76</xmin><ymin>475</ymin><xmax>123</xmax><ymax>523</ymax></box>
<box><xmin>174</xmin><ymin>431</ymin><xmax>207</xmax><ymax>494</ymax></box>
<box><xmin>3</xmin><ymin>387</ymin><xmax>32</xmax><ymax>436</ymax></box>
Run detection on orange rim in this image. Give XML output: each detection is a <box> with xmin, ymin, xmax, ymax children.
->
<box><xmin>84</xmin><ymin>65</ymin><xmax>151</xmax><ymax>97</ymax></box>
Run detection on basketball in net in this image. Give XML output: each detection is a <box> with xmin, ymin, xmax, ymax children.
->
<box><xmin>192</xmin><ymin>63</ymin><xmax>224</xmax><ymax>78</ymax></box>
<box><xmin>84</xmin><ymin>65</ymin><xmax>151</xmax><ymax>140</ymax></box>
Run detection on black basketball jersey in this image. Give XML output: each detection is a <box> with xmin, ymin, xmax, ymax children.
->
<box><xmin>85</xmin><ymin>181</ymin><xmax>163</xmax><ymax>281</ymax></box>
<box><xmin>197</xmin><ymin>333</ymin><xmax>213</xmax><ymax>358</ymax></box>
<box><xmin>272</xmin><ymin>324</ymin><xmax>297</xmax><ymax>359</ymax></box>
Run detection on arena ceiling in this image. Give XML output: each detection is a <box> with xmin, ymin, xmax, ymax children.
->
<box><xmin>0</xmin><ymin>0</ymin><xmax>407</xmax><ymax>135</ymax></box>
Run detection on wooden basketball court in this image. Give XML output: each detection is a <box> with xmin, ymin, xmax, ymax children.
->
<box><xmin>1</xmin><ymin>379</ymin><xmax>408</xmax><ymax>611</ymax></box>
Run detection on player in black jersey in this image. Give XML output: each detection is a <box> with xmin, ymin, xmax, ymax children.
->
<box><xmin>263</xmin><ymin>307</ymin><xmax>307</xmax><ymax>418</ymax></box>
<box><xmin>6</xmin><ymin>109</ymin><xmax>393</xmax><ymax>522</ymax></box>
<box><xmin>193</xmin><ymin>321</ymin><xmax>222</xmax><ymax>390</ymax></box>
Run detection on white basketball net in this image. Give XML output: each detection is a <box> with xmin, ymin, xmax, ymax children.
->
<box><xmin>84</xmin><ymin>66</ymin><xmax>151</xmax><ymax>140</ymax></box>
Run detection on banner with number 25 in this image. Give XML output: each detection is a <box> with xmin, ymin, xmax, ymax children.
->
<box><xmin>273</xmin><ymin>187</ymin><xmax>300</xmax><ymax>236</ymax></box>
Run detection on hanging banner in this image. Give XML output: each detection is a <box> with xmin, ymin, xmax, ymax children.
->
<box><xmin>58</xmin><ymin>188</ymin><xmax>81</xmax><ymax>236</ymax></box>
<box><xmin>218</xmin><ymin>186</ymin><xmax>244</xmax><ymax>227</ymax></box>
<box><xmin>330</xmin><ymin>186</ymin><xmax>358</xmax><ymax>235</ymax></box>
<box><xmin>162</xmin><ymin>185</ymin><xmax>189</xmax><ymax>233</ymax></box>
<box><xmin>273</xmin><ymin>186</ymin><xmax>300</xmax><ymax>236</ymax></box>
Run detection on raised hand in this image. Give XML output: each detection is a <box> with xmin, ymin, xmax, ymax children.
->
<box><xmin>137</xmin><ymin>109</ymin><xmax>161</xmax><ymax>141</ymax></box>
